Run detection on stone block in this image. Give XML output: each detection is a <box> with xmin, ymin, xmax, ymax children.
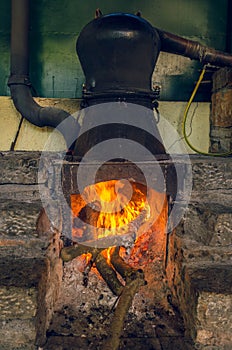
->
<box><xmin>181</xmin><ymin>206</ymin><xmax>232</xmax><ymax>248</ymax></box>
<box><xmin>187</xmin><ymin>263</ymin><xmax>232</xmax><ymax>294</ymax></box>
<box><xmin>182</xmin><ymin>242</ymin><xmax>232</xmax><ymax>264</ymax></box>
<box><xmin>191</xmin><ymin>157</ymin><xmax>232</xmax><ymax>192</ymax></box>
<box><xmin>212</xmin><ymin>67</ymin><xmax>232</xmax><ymax>91</ymax></box>
<box><xmin>210</xmin><ymin>213</ymin><xmax>232</xmax><ymax>246</ymax></box>
<box><xmin>195</xmin><ymin>292</ymin><xmax>232</xmax><ymax>349</ymax></box>
<box><xmin>0</xmin><ymin>152</ymin><xmax>41</xmax><ymax>185</ymax></box>
<box><xmin>182</xmin><ymin>205</ymin><xmax>216</xmax><ymax>244</ymax></box>
<box><xmin>0</xmin><ymin>200</ymin><xmax>42</xmax><ymax>238</ymax></box>
<box><xmin>210</xmin><ymin>126</ymin><xmax>232</xmax><ymax>139</ymax></box>
<box><xmin>0</xmin><ymin>287</ymin><xmax>37</xmax><ymax>320</ymax></box>
<box><xmin>190</xmin><ymin>189</ymin><xmax>232</xmax><ymax>212</ymax></box>
<box><xmin>0</xmin><ymin>287</ymin><xmax>37</xmax><ymax>349</ymax></box>
<box><xmin>0</xmin><ymin>185</ymin><xmax>40</xmax><ymax>202</ymax></box>
<box><xmin>210</xmin><ymin>135</ymin><xmax>232</xmax><ymax>153</ymax></box>
<box><xmin>0</xmin><ymin>233</ymin><xmax>49</xmax><ymax>287</ymax></box>
<box><xmin>0</xmin><ymin>319</ymin><xmax>37</xmax><ymax>350</ymax></box>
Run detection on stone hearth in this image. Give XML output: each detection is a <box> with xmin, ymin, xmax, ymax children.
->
<box><xmin>0</xmin><ymin>151</ymin><xmax>231</xmax><ymax>350</ymax></box>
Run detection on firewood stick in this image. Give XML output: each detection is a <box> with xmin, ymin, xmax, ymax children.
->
<box><xmin>61</xmin><ymin>245</ymin><xmax>124</xmax><ymax>296</ymax></box>
<box><xmin>60</xmin><ymin>244</ymin><xmax>103</xmax><ymax>262</ymax></box>
<box><xmin>103</xmin><ymin>269</ymin><xmax>145</xmax><ymax>350</ymax></box>
<box><xmin>95</xmin><ymin>251</ymin><xmax>124</xmax><ymax>296</ymax></box>
<box><xmin>110</xmin><ymin>246</ymin><xmax>138</xmax><ymax>280</ymax></box>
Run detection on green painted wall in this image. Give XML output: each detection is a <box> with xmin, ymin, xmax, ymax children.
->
<box><xmin>0</xmin><ymin>0</ymin><xmax>229</xmax><ymax>101</ymax></box>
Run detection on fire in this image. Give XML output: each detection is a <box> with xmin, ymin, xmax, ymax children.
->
<box><xmin>71</xmin><ymin>179</ymin><xmax>152</xmax><ymax>243</ymax></box>
<box><xmin>69</xmin><ymin>178</ymin><xmax>168</xmax><ymax>284</ymax></box>
<box><xmin>83</xmin><ymin>252</ymin><xmax>92</xmax><ymax>264</ymax></box>
<box><xmin>95</xmin><ymin>180</ymin><xmax>147</xmax><ymax>230</ymax></box>
<box><xmin>71</xmin><ymin>179</ymin><xmax>167</xmax><ymax>270</ymax></box>
<box><xmin>102</xmin><ymin>246</ymin><xmax>114</xmax><ymax>265</ymax></box>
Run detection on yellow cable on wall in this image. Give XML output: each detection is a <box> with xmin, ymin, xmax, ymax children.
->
<box><xmin>182</xmin><ymin>65</ymin><xmax>232</xmax><ymax>157</ymax></box>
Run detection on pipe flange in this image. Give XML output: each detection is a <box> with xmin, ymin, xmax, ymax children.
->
<box><xmin>8</xmin><ymin>75</ymin><xmax>32</xmax><ymax>87</ymax></box>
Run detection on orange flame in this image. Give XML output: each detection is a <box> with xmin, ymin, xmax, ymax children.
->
<box><xmin>71</xmin><ymin>180</ymin><xmax>151</xmax><ymax>240</ymax></box>
<box><xmin>101</xmin><ymin>246</ymin><xmax>114</xmax><ymax>265</ymax></box>
<box><xmin>71</xmin><ymin>180</ymin><xmax>168</xmax><ymax>270</ymax></box>
<box><xmin>71</xmin><ymin>178</ymin><xmax>167</xmax><ymax>268</ymax></box>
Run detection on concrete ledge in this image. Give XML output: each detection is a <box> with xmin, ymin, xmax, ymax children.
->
<box><xmin>0</xmin><ymin>96</ymin><xmax>210</xmax><ymax>153</ymax></box>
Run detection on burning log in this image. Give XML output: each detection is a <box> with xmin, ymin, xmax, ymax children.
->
<box><xmin>110</xmin><ymin>246</ymin><xmax>139</xmax><ymax>280</ymax></box>
<box><xmin>60</xmin><ymin>243</ymin><xmax>102</xmax><ymax>262</ymax></box>
<box><xmin>60</xmin><ymin>244</ymin><xmax>125</xmax><ymax>296</ymax></box>
<box><xmin>61</xmin><ymin>245</ymin><xmax>128</xmax><ymax>296</ymax></box>
<box><xmin>95</xmin><ymin>251</ymin><xmax>124</xmax><ymax>296</ymax></box>
<box><xmin>61</xmin><ymin>244</ymin><xmax>123</xmax><ymax>296</ymax></box>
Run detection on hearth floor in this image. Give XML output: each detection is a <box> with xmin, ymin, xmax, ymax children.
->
<box><xmin>43</xmin><ymin>261</ymin><xmax>194</xmax><ymax>350</ymax></box>
<box><xmin>44</xmin><ymin>322</ymin><xmax>194</xmax><ymax>350</ymax></box>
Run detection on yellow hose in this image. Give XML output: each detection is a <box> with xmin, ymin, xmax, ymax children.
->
<box><xmin>182</xmin><ymin>66</ymin><xmax>232</xmax><ymax>156</ymax></box>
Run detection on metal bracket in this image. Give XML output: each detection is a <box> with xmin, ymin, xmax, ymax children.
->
<box><xmin>8</xmin><ymin>75</ymin><xmax>32</xmax><ymax>87</ymax></box>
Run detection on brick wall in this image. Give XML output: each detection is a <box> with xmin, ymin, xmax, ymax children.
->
<box><xmin>210</xmin><ymin>68</ymin><xmax>232</xmax><ymax>153</ymax></box>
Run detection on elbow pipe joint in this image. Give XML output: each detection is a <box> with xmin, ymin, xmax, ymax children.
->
<box><xmin>8</xmin><ymin>75</ymin><xmax>80</xmax><ymax>149</ymax></box>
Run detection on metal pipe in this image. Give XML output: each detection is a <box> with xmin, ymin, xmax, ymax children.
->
<box><xmin>8</xmin><ymin>0</ymin><xmax>80</xmax><ymax>150</ymax></box>
<box><xmin>157</xmin><ymin>29</ymin><xmax>232</xmax><ymax>67</ymax></box>
<box><xmin>226</xmin><ymin>0</ymin><xmax>232</xmax><ymax>53</ymax></box>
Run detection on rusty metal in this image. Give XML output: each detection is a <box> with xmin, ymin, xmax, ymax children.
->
<box><xmin>158</xmin><ymin>29</ymin><xmax>232</xmax><ymax>67</ymax></box>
